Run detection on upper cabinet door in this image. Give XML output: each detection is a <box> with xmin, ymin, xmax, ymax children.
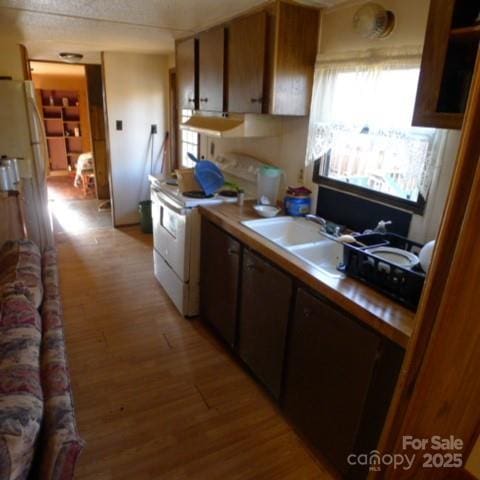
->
<box><xmin>270</xmin><ymin>1</ymin><xmax>319</xmax><ymax>116</ymax></box>
<box><xmin>412</xmin><ymin>0</ymin><xmax>477</xmax><ymax>130</ymax></box>
<box><xmin>199</xmin><ymin>27</ymin><xmax>226</xmax><ymax>112</ymax></box>
<box><xmin>176</xmin><ymin>38</ymin><xmax>197</xmax><ymax>110</ymax></box>
<box><xmin>228</xmin><ymin>12</ymin><xmax>267</xmax><ymax>114</ymax></box>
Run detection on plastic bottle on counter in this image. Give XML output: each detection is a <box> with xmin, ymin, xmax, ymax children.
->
<box><xmin>237</xmin><ymin>190</ymin><xmax>245</xmax><ymax>206</ymax></box>
<box><xmin>284</xmin><ymin>185</ymin><xmax>312</xmax><ymax>216</ymax></box>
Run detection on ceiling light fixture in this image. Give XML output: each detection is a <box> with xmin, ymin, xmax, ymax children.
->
<box><xmin>58</xmin><ymin>52</ymin><xmax>84</xmax><ymax>63</ymax></box>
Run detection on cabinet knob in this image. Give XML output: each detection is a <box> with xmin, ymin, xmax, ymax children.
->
<box><xmin>227</xmin><ymin>248</ymin><xmax>239</xmax><ymax>256</ymax></box>
<box><xmin>246</xmin><ymin>262</ymin><xmax>263</xmax><ymax>273</ymax></box>
<box><xmin>303</xmin><ymin>307</ymin><xmax>312</xmax><ymax>318</ymax></box>
<box><xmin>188</xmin><ymin>97</ymin><xmax>196</xmax><ymax>103</ymax></box>
<box><xmin>200</xmin><ymin>98</ymin><xmax>209</xmax><ymax>103</ymax></box>
<box><xmin>250</xmin><ymin>97</ymin><xmax>263</xmax><ymax>104</ymax></box>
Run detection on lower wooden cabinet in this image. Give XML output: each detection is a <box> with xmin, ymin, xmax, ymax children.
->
<box><xmin>199</xmin><ymin>220</ymin><xmax>404</xmax><ymax>478</ymax></box>
<box><xmin>283</xmin><ymin>288</ymin><xmax>404</xmax><ymax>478</ymax></box>
<box><xmin>238</xmin><ymin>249</ymin><xmax>292</xmax><ymax>399</ymax></box>
<box><xmin>200</xmin><ymin>218</ymin><xmax>241</xmax><ymax>347</ymax></box>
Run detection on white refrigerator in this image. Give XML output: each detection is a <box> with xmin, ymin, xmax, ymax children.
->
<box><xmin>0</xmin><ymin>80</ymin><xmax>53</xmax><ymax>250</ymax></box>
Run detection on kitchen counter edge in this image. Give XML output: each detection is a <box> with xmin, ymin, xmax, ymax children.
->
<box><xmin>199</xmin><ymin>202</ymin><xmax>415</xmax><ymax>348</ymax></box>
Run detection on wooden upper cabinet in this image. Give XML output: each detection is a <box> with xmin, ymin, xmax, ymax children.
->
<box><xmin>228</xmin><ymin>11</ymin><xmax>267</xmax><ymax>114</ymax></box>
<box><xmin>174</xmin><ymin>1</ymin><xmax>319</xmax><ymax>116</ymax></box>
<box><xmin>269</xmin><ymin>1</ymin><xmax>319</xmax><ymax>116</ymax></box>
<box><xmin>198</xmin><ymin>27</ymin><xmax>226</xmax><ymax>112</ymax></box>
<box><xmin>176</xmin><ymin>38</ymin><xmax>197</xmax><ymax>110</ymax></box>
<box><xmin>227</xmin><ymin>1</ymin><xmax>319</xmax><ymax>116</ymax></box>
<box><xmin>413</xmin><ymin>0</ymin><xmax>479</xmax><ymax>130</ymax></box>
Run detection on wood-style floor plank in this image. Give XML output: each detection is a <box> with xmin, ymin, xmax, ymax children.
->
<box><xmin>57</xmin><ymin>225</ymin><xmax>333</xmax><ymax>479</ymax></box>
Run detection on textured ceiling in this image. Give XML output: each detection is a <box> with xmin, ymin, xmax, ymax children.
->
<box><xmin>0</xmin><ymin>0</ymin><xmax>346</xmax><ymax>63</ymax></box>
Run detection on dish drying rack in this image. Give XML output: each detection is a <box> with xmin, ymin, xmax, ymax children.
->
<box><xmin>340</xmin><ymin>232</ymin><xmax>426</xmax><ymax>310</ymax></box>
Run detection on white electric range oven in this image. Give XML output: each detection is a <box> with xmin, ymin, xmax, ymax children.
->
<box><xmin>150</xmin><ymin>153</ymin><xmax>267</xmax><ymax>317</ymax></box>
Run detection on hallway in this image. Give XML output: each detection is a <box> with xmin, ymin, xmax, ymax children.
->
<box><xmin>57</xmin><ymin>225</ymin><xmax>332</xmax><ymax>479</ymax></box>
<box><xmin>47</xmin><ymin>173</ymin><xmax>112</xmax><ymax>238</ymax></box>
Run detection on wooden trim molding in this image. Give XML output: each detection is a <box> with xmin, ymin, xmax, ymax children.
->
<box><xmin>312</xmin><ymin>170</ymin><xmax>426</xmax><ymax>215</ymax></box>
<box><xmin>100</xmin><ymin>52</ymin><xmax>116</xmax><ymax>227</ymax></box>
<box><xmin>168</xmin><ymin>68</ymin><xmax>179</xmax><ymax>171</ymax></box>
<box><xmin>19</xmin><ymin>44</ymin><xmax>32</xmax><ymax>80</ymax></box>
<box><xmin>372</xmin><ymin>47</ymin><xmax>480</xmax><ymax>480</ymax></box>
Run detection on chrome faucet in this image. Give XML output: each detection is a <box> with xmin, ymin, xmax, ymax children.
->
<box><xmin>305</xmin><ymin>214</ymin><xmax>327</xmax><ymax>228</ymax></box>
<box><xmin>363</xmin><ymin>220</ymin><xmax>393</xmax><ymax>234</ymax></box>
<box><xmin>374</xmin><ymin>220</ymin><xmax>392</xmax><ymax>233</ymax></box>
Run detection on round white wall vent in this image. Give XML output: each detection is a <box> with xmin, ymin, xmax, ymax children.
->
<box><xmin>353</xmin><ymin>3</ymin><xmax>395</xmax><ymax>39</ymax></box>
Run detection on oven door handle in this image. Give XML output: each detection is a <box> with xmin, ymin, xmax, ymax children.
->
<box><xmin>152</xmin><ymin>188</ymin><xmax>188</xmax><ymax>216</ymax></box>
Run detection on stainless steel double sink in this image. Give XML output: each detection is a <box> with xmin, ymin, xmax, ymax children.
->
<box><xmin>241</xmin><ymin>217</ymin><xmax>345</xmax><ymax>279</ymax></box>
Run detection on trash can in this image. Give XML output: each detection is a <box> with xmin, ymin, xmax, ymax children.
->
<box><xmin>138</xmin><ymin>200</ymin><xmax>153</xmax><ymax>233</ymax></box>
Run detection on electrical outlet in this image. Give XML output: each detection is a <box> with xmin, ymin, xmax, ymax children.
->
<box><xmin>116</xmin><ymin>120</ymin><xmax>123</xmax><ymax>131</ymax></box>
<box><xmin>297</xmin><ymin>168</ymin><xmax>304</xmax><ymax>183</ymax></box>
<box><xmin>151</xmin><ymin>124</ymin><xmax>157</xmax><ymax>134</ymax></box>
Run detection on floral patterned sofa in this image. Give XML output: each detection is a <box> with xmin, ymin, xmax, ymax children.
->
<box><xmin>0</xmin><ymin>240</ymin><xmax>84</xmax><ymax>480</ymax></box>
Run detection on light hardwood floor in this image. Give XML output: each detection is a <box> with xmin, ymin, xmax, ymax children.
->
<box><xmin>57</xmin><ymin>225</ymin><xmax>334</xmax><ymax>479</ymax></box>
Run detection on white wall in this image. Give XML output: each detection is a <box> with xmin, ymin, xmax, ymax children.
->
<box><xmin>199</xmin><ymin>116</ymin><xmax>309</xmax><ymax>188</ymax></box>
<box><xmin>409</xmin><ymin>131</ymin><xmax>460</xmax><ymax>242</ymax></box>
<box><xmin>103</xmin><ymin>52</ymin><xmax>169</xmax><ymax>226</ymax></box>
<box><xmin>318</xmin><ymin>0</ymin><xmax>430</xmax><ymax>56</ymax></box>
<box><xmin>0</xmin><ymin>43</ymin><xmax>25</xmax><ymax>80</ymax></box>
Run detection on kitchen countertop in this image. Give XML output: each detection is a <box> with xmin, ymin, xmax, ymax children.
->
<box><xmin>199</xmin><ymin>202</ymin><xmax>415</xmax><ymax>348</ymax></box>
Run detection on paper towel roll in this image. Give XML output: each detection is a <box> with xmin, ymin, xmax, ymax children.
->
<box><xmin>0</xmin><ymin>166</ymin><xmax>12</xmax><ymax>191</ymax></box>
<box><xmin>0</xmin><ymin>158</ymin><xmax>20</xmax><ymax>185</ymax></box>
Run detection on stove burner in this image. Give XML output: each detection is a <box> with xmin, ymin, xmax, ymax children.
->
<box><xmin>182</xmin><ymin>190</ymin><xmax>214</xmax><ymax>199</ymax></box>
<box><xmin>218</xmin><ymin>190</ymin><xmax>238</xmax><ymax>198</ymax></box>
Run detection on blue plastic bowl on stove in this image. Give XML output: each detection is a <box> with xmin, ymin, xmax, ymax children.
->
<box><xmin>194</xmin><ymin>162</ymin><xmax>224</xmax><ymax>195</ymax></box>
<box><xmin>188</xmin><ymin>153</ymin><xmax>225</xmax><ymax>195</ymax></box>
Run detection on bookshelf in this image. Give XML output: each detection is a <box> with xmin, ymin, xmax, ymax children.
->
<box><xmin>39</xmin><ymin>89</ymin><xmax>84</xmax><ymax>171</ymax></box>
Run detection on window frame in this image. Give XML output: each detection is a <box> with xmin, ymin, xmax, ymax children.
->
<box><xmin>179</xmin><ymin>109</ymin><xmax>199</xmax><ymax>168</ymax></box>
<box><xmin>312</xmin><ymin>158</ymin><xmax>426</xmax><ymax>214</ymax></box>
<box><xmin>308</xmin><ymin>64</ymin><xmax>432</xmax><ymax>215</ymax></box>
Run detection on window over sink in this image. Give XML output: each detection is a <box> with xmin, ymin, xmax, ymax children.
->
<box><xmin>307</xmin><ymin>57</ymin><xmax>446</xmax><ymax>214</ymax></box>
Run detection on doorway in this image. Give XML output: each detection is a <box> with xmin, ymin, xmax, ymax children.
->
<box><xmin>30</xmin><ymin>60</ymin><xmax>112</xmax><ymax>235</ymax></box>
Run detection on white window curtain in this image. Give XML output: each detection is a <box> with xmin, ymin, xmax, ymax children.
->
<box><xmin>306</xmin><ymin>51</ymin><xmax>447</xmax><ymax>203</ymax></box>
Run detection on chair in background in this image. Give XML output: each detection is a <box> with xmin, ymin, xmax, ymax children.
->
<box><xmin>74</xmin><ymin>152</ymin><xmax>96</xmax><ymax>196</ymax></box>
